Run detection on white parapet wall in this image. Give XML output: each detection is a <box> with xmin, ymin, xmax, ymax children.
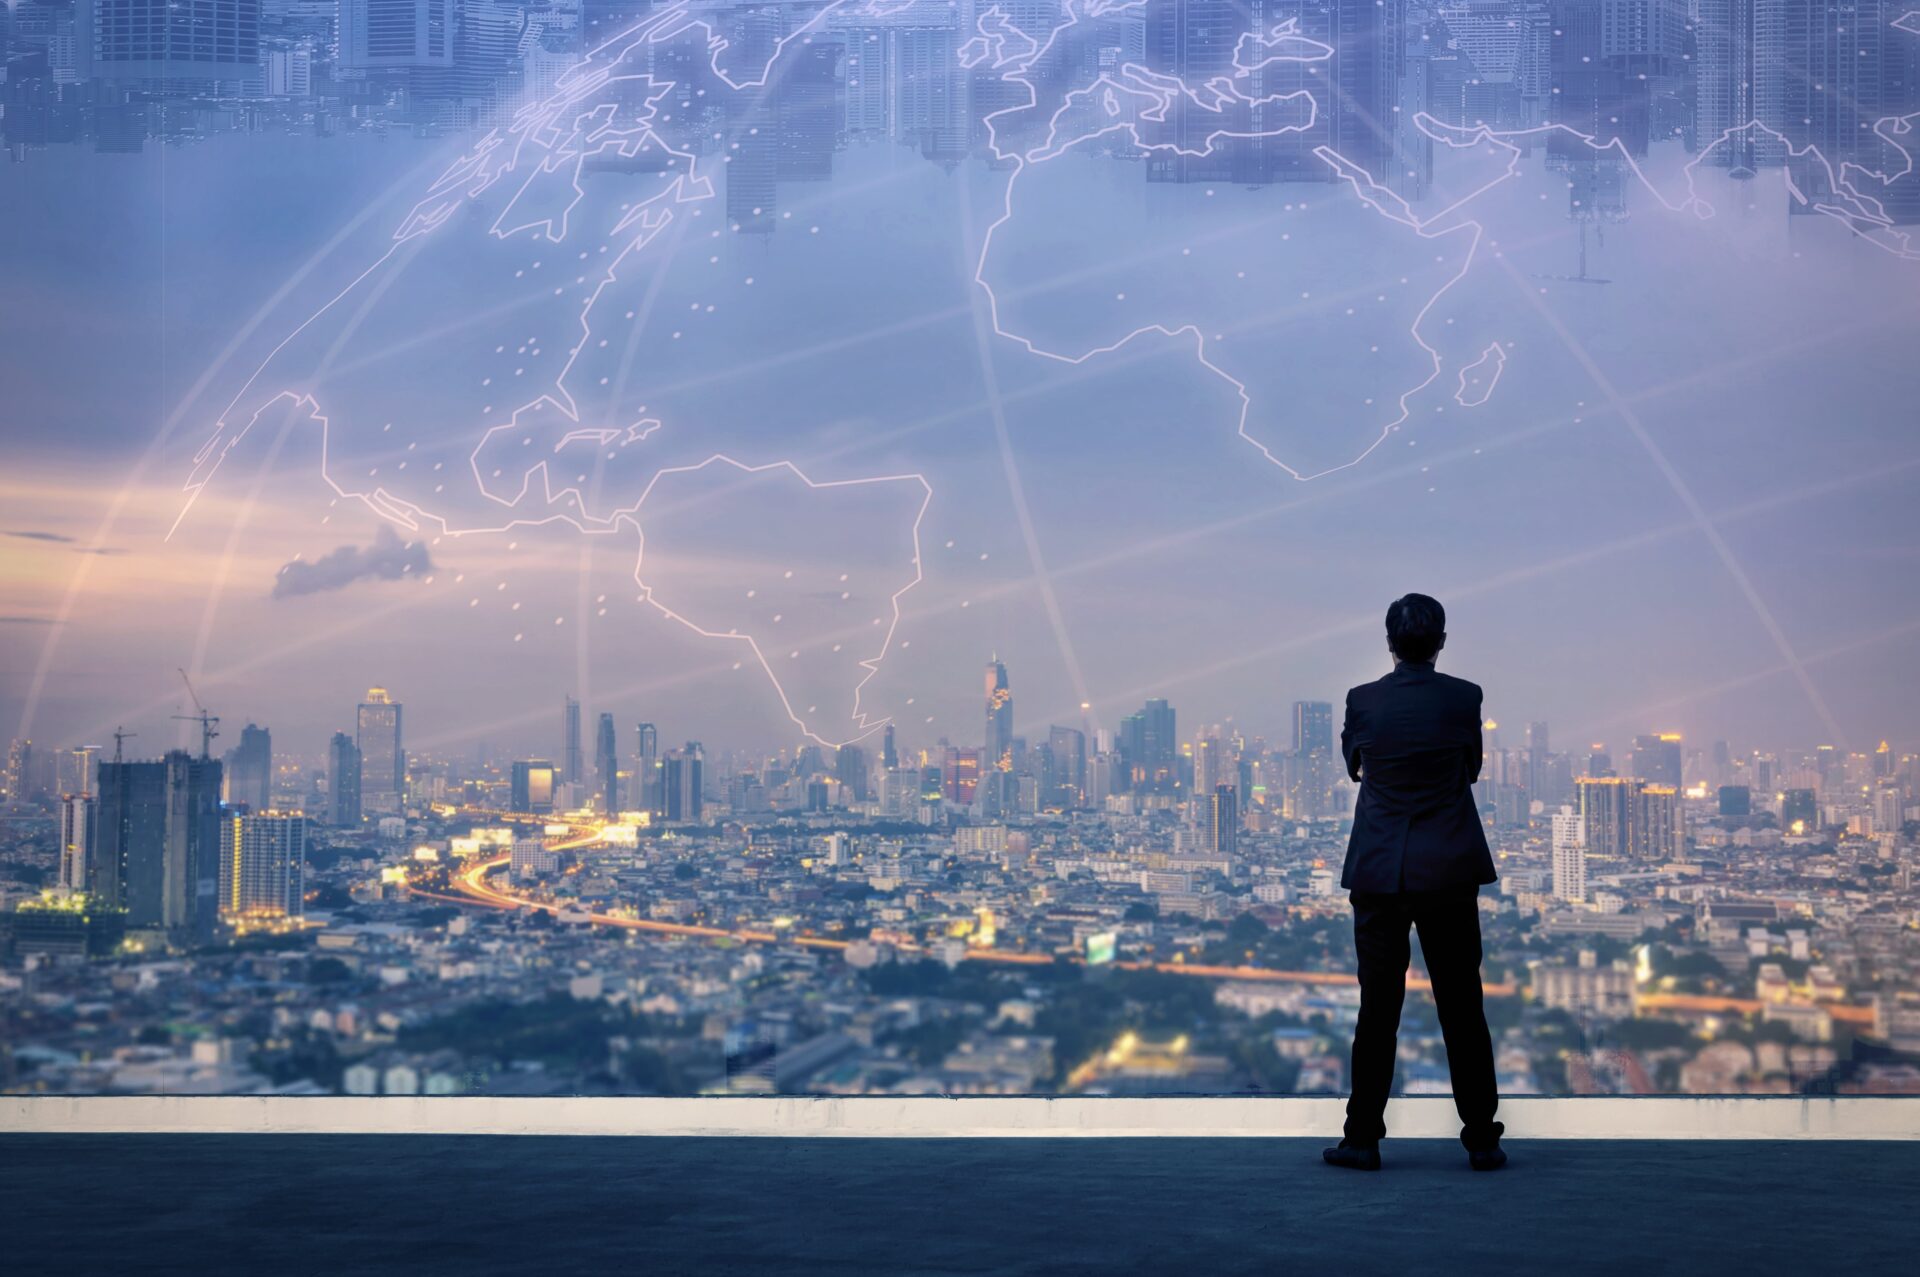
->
<box><xmin>3</xmin><ymin>1095</ymin><xmax>1916</xmax><ymax>1139</ymax></box>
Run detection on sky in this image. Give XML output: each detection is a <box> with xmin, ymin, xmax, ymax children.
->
<box><xmin>4</xmin><ymin>115</ymin><xmax>1919</xmax><ymax>767</ymax></box>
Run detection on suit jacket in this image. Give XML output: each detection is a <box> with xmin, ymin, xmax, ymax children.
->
<box><xmin>1339</xmin><ymin>662</ymin><xmax>1496</xmax><ymax>893</ymax></box>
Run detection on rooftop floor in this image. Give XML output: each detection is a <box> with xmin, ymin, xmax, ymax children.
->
<box><xmin>5</xmin><ymin>1134</ymin><xmax>1914</xmax><ymax>1274</ymax></box>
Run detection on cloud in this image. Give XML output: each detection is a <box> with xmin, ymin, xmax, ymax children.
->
<box><xmin>273</xmin><ymin>526</ymin><xmax>433</xmax><ymax>599</ymax></box>
<box><xmin>0</xmin><ymin>616</ymin><xmax>53</xmax><ymax>625</ymax></box>
<box><xmin>6</xmin><ymin>529</ymin><xmax>76</xmax><ymax>543</ymax></box>
<box><xmin>75</xmin><ymin>546</ymin><xmax>127</xmax><ymax>556</ymax></box>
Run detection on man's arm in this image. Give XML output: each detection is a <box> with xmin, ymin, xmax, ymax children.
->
<box><xmin>1341</xmin><ymin>690</ymin><xmax>1364</xmax><ymax>783</ymax></box>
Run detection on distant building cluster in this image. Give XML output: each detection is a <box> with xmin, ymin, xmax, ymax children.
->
<box><xmin>2</xmin><ymin>650</ymin><xmax>1918</xmax><ymax>1100</ymax></box>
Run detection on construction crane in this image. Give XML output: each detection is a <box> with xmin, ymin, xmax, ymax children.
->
<box><xmin>112</xmin><ymin>727</ymin><xmax>137</xmax><ymax>763</ymax></box>
<box><xmin>172</xmin><ymin>669</ymin><xmax>220</xmax><ymax>760</ymax></box>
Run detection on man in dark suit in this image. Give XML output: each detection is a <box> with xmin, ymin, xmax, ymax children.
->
<box><xmin>1322</xmin><ymin>593</ymin><xmax>1506</xmax><ymax>1172</ymax></box>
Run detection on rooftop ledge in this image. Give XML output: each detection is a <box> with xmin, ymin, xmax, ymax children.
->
<box><xmin>5</xmin><ymin>1095</ymin><xmax>1916</xmax><ymax>1139</ymax></box>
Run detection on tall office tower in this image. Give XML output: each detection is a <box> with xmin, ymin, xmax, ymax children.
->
<box><xmin>663</xmin><ymin>743</ymin><xmax>704</xmax><ymax>822</ymax></box>
<box><xmin>985</xmin><ymin>657</ymin><xmax>1014</xmax><ymax>774</ymax></box>
<box><xmin>5</xmin><ymin>738</ymin><xmax>32</xmax><ymax>801</ymax></box>
<box><xmin>1550</xmin><ymin>807</ymin><xmax>1587</xmax><ymax>903</ymax></box>
<box><xmin>1576</xmin><ymin>775</ymin><xmax>1637</xmax><ymax>861</ymax></box>
<box><xmin>881</xmin><ymin>724</ymin><xmax>898</xmax><ymax>772</ymax></box>
<box><xmin>1874</xmin><ymin>740</ymin><xmax>1895</xmax><ymax>780</ymax></box>
<box><xmin>563</xmin><ymin>695</ymin><xmax>583</xmax><ymax>787</ymax></box>
<box><xmin>1289</xmin><ymin>700</ymin><xmax>1336</xmax><ymax>818</ymax></box>
<box><xmin>1629</xmin><ymin>733</ymin><xmax>1682</xmax><ymax>787</ymax></box>
<box><xmin>218</xmin><ymin>810</ymin><xmax>305</xmax><ymax>921</ymax></box>
<box><xmin>595</xmin><ymin>712</ymin><xmax>619</xmax><ymax>814</ymax></box>
<box><xmin>327</xmin><ymin>732</ymin><xmax>363</xmax><ymax>826</ymax></box>
<box><xmin>356</xmin><ymin>688</ymin><xmax>404</xmax><ymax>815</ymax></box>
<box><xmin>1209</xmin><ymin>784</ymin><xmax>1239</xmax><ymax>857</ymax></box>
<box><xmin>510</xmin><ymin>760</ymin><xmax>558</xmax><ymax>814</ymax></box>
<box><xmin>634</xmin><ymin>722</ymin><xmax>660</xmax><ymax>815</ymax></box>
<box><xmin>777</xmin><ymin>37</ymin><xmax>840</xmax><ymax>181</ymax></box>
<box><xmin>1585</xmin><ymin>745</ymin><xmax>1613</xmax><ymax>778</ymax></box>
<box><xmin>78</xmin><ymin>0</ymin><xmax>262</xmax><ymax>81</ymax></box>
<box><xmin>95</xmin><ymin>752</ymin><xmax>223</xmax><ymax>942</ymax></box>
<box><xmin>60</xmin><ymin>792</ymin><xmax>95</xmax><ymax>892</ymax></box>
<box><xmin>1048</xmin><ymin>726</ymin><xmax>1087</xmax><ymax>804</ymax></box>
<box><xmin>835</xmin><ymin>745</ymin><xmax>870</xmax><ymax>803</ymax></box>
<box><xmin>1635</xmin><ymin>784</ymin><xmax>1681</xmax><ymax>860</ymax></box>
<box><xmin>337</xmin><ymin>0</ymin><xmax>452</xmax><ymax>69</ymax></box>
<box><xmin>222</xmin><ymin>722</ymin><xmax>271</xmax><ymax>813</ymax></box>
<box><xmin>1873</xmin><ymin>784</ymin><xmax>1904</xmax><ymax>836</ymax></box>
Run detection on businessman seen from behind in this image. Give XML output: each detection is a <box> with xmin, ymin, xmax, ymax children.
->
<box><xmin>1323</xmin><ymin>594</ymin><xmax>1506</xmax><ymax>1172</ymax></box>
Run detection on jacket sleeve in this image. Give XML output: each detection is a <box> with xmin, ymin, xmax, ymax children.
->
<box><xmin>1341</xmin><ymin>690</ymin><xmax>1364</xmax><ymax>783</ymax></box>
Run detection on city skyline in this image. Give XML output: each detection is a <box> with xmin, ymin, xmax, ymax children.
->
<box><xmin>7</xmin><ymin>0</ymin><xmax>1920</xmax><ymax>784</ymax></box>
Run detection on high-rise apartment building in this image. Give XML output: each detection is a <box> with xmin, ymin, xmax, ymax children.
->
<box><xmin>1551</xmin><ymin>807</ymin><xmax>1587</xmax><ymax>903</ymax></box>
<box><xmin>218</xmin><ymin>810</ymin><xmax>305</xmax><ymax>920</ymax></box>
<box><xmin>60</xmin><ymin>793</ymin><xmax>95</xmax><ymax>893</ymax></box>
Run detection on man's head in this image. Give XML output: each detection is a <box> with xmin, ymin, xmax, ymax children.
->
<box><xmin>1385</xmin><ymin>593</ymin><xmax>1446</xmax><ymax>665</ymax></box>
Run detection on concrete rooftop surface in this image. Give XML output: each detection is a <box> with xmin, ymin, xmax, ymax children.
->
<box><xmin>4</xmin><ymin>1135</ymin><xmax>1916</xmax><ymax>1275</ymax></box>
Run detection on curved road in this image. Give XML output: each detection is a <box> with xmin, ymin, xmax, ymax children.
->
<box><xmin>407</xmin><ymin>824</ymin><xmax>1516</xmax><ymax>995</ymax></box>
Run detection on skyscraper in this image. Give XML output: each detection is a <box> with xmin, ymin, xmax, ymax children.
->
<box><xmin>1048</xmin><ymin>725</ymin><xmax>1087</xmax><ymax>804</ymax></box>
<box><xmin>1209</xmin><ymin>784</ymin><xmax>1239</xmax><ymax>857</ymax></box>
<box><xmin>222</xmin><ymin>722</ymin><xmax>271</xmax><ymax>813</ymax></box>
<box><xmin>634</xmin><ymin>722</ymin><xmax>660</xmax><ymax>816</ymax></box>
<box><xmin>563</xmin><ymin>695</ymin><xmax>583</xmax><ymax>787</ymax></box>
<box><xmin>1551</xmin><ymin>807</ymin><xmax>1587</xmax><ymax>903</ymax></box>
<box><xmin>357</xmin><ymin>688</ymin><xmax>404</xmax><ymax>815</ymax></box>
<box><xmin>835</xmin><ymin>744</ymin><xmax>870</xmax><ymax>802</ymax></box>
<box><xmin>218</xmin><ymin>810</ymin><xmax>306</xmax><ymax>921</ymax></box>
<box><xmin>664</xmin><ymin>743</ymin><xmax>703</xmax><ymax>823</ymax></box>
<box><xmin>327</xmin><ymin>732</ymin><xmax>362</xmax><ymax>827</ymax></box>
<box><xmin>985</xmin><ymin>657</ymin><xmax>1013</xmax><ymax>772</ymax></box>
<box><xmin>596</xmin><ymin>711</ymin><xmax>619</xmax><ymax>814</ymax></box>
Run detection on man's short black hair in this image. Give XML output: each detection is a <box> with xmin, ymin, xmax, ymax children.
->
<box><xmin>1386</xmin><ymin>593</ymin><xmax>1446</xmax><ymax>664</ymax></box>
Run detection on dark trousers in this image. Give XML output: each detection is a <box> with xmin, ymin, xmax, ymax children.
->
<box><xmin>1343</xmin><ymin>887</ymin><xmax>1502</xmax><ymax>1149</ymax></box>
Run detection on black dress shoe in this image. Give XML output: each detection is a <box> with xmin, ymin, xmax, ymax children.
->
<box><xmin>1467</xmin><ymin>1146</ymin><xmax>1508</xmax><ymax>1172</ymax></box>
<box><xmin>1322</xmin><ymin>1141</ymin><xmax>1382</xmax><ymax>1171</ymax></box>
